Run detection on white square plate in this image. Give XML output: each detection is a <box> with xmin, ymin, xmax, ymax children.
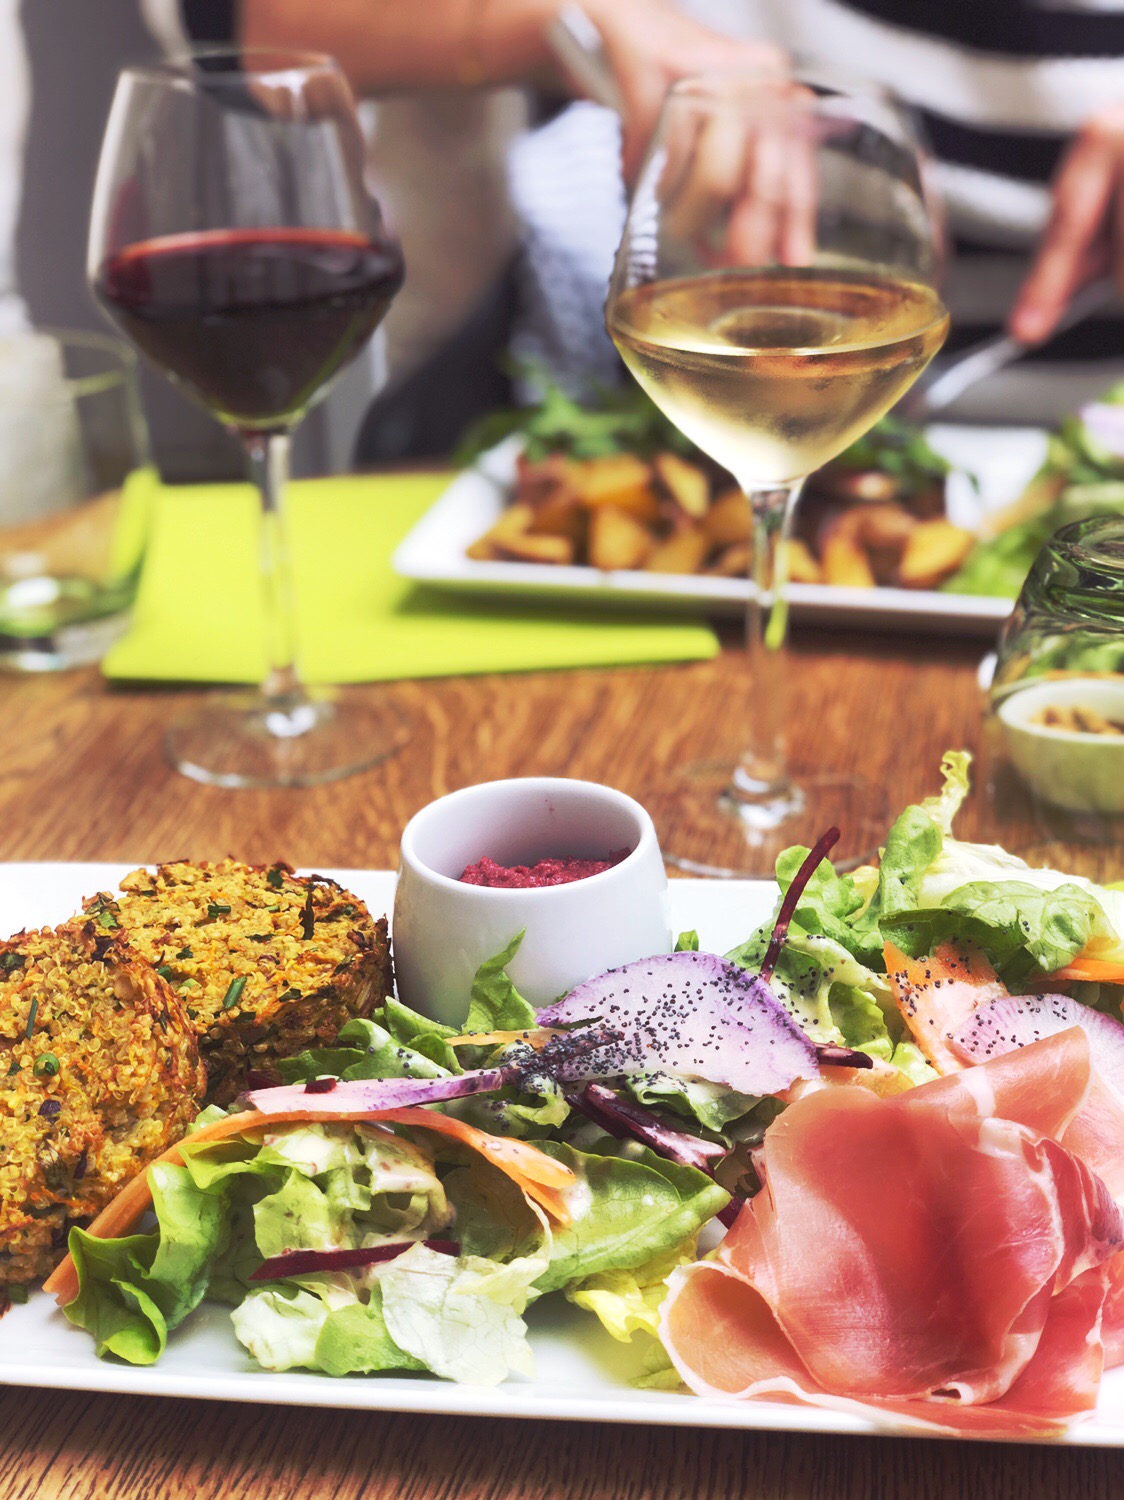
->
<box><xmin>393</xmin><ymin>426</ymin><xmax>1048</xmax><ymax>636</ymax></box>
<box><xmin>1</xmin><ymin>863</ymin><xmax>1121</xmax><ymax>1445</ymax></box>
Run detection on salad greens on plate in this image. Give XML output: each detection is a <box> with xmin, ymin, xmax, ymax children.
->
<box><xmin>52</xmin><ymin>752</ymin><xmax>1124</xmax><ymax>1386</ymax></box>
<box><xmin>946</xmin><ymin>385</ymin><xmax>1124</xmax><ymax>599</ymax></box>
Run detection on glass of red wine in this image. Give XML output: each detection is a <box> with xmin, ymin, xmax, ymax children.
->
<box><xmin>88</xmin><ymin>50</ymin><xmax>405</xmax><ymax>787</ymax></box>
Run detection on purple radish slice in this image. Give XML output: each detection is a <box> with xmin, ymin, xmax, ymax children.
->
<box><xmin>950</xmin><ymin>994</ymin><xmax>1124</xmax><ymax>1096</ymax></box>
<box><xmin>246</xmin><ymin>1065</ymin><xmax>520</xmax><ymax>1116</ymax></box>
<box><xmin>249</xmin><ymin>1238</ymin><xmax>460</xmax><ymax>1282</ymax></box>
<box><xmin>535</xmin><ymin>951</ymin><xmax>820</xmax><ymax>1097</ymax></box>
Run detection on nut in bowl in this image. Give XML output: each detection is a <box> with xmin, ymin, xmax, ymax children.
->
<box><xmin>392</xmin><ymin>777</ymin><xmax>671</xmax><ymax>1026</ymax></box>
<box><xmin>997</xmin><ymin>677</ymin><xmax>1124</xmax><ymax>814</ymax></box>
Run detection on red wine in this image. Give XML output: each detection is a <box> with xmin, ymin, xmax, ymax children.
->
<box><xmin>93</xmin><ymin>228</ymin><xmax>404</xmax><ymax>434</ymax></box>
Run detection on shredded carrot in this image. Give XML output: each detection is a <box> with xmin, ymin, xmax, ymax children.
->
<box><xmin>883</xmin><ymin>939</ymin><xmax>998</xmax><ymax>989</ymax></box>
<box><xmin>43</xmin><ymin>1106</ymin><xmax>574</xmax><ymax>1307</ymax></box>
<box><xmin>1037</xmin><ymin>957</ymin><xmax>1124</xmax><ymax>986</ymax></box>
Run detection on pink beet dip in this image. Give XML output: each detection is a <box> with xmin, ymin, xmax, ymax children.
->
<box><xmin>458</xmin><ymin>849</ymin><xmax>630</xmax><ymax>889</ymax></box>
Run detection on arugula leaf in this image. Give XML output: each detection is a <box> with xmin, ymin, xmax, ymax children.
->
<box><xmin>673</xmin><ymin>930</ymin><xmax>700</xmax><ymax>952</ymax></box>
<box><xmin>456</xmin><ymin>373</ymin><xmax>697</xmax><ymax>465</ymax></box>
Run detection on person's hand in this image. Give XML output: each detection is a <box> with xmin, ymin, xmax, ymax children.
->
<box><xmin>575</xmin><ymin>0</ymin><xmax>786</xmax><ymax>180</ymax></box>
<box><xmin>1009</xmin><ymin>104</ymin><xmax>1124</xmax><ymax>343</ymax></box>
<box><xmin>659</xmin><ymin>77</ymin><xmax>817</xmax><ymax>267</ymax></box>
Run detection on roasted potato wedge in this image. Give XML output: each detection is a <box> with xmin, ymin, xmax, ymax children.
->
<box><xmin>466</xmin><ymin>502</ymin><xmax>535</xmax><ymax>560</ymax></box>
<box><xmin>528</xmin><ymin>489</ymin><xmax>587</xmax><ymax>546</ymax></box>
<box><xmin>643</xmin><ymin>525</ymin><xmax>710</xmax><ymax>574</ymax></box>
<box><xmin>702</xmin><ymin>489</ymin><xmax>752</xmax><ymax>547</ymax></box>
<box><xmin>782</xmin><ymin>538</ymin><xmax>823</xmax><ymax>585</ymax></box>
<box><xmin>495</xmin><ymin>532</ymin><xmax>576</xmax><ymax>565</ymax></box>
<box><xmin>852</xmin><ymin>503</ymin><xmax>916</xmax><ymax>552</ymax></box>
<box><xmin>514</xmin><ymin>454</ymin><xmax>576</xmax><ymax>506</ymax></box>
<box><xmin>821</xmin><ymin>524</ymin><xmax>877</xmax><ymax>588</ymax></box>
<box><xmin>588</xmin><ymin>506</ymin><xmax>655</xmax><ymax>571</ymax></box>
<box><xmin>654</xmin><ymin>453</ymin><xmax>710</xmax><ymax>518</ymax></box>
<box><xmin>571</xmin><ymin>456</ymin><xmax>661</xmax><ymax>523</ymax></box>
<box><xmin>707</xmin><ymin>541</ymin><xmax>751</xmax><ymax>578</ymax></box>
<box><xmin>897</xmin><ymin>520</ymin><xmax>975</xmax><ymax>589</ymax></box>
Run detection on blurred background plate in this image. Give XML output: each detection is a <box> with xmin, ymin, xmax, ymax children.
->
<box><xmin>394</xmin><ymin>424</ymin><xmax>1048</xmax><ymax>635</ymax></box>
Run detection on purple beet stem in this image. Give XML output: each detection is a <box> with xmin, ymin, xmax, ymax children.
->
<box><xmin>572</xmin><ymin>1083</ymin><xmax>726</xmax><ymax>1173</ymax></box>
<box><xmin>759</xmin><ymin>826</ymin><xmax>841</xmax><ymax>983</ymax></box>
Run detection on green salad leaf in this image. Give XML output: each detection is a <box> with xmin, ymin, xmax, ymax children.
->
<box><xmin>730</xmin><ymin>751</ymin><xmax>1124</xmax><ymax>1012</ymax></box>
<box><xmin>464</xmin><ymin>931</ymin><xmax>537</xmax><ymax>1034</ymax></box>
<box><xmin>532</xmin><ymin>1140</ymin><xmax>728</xmax><ymax>1296</ymax></box>
<box><xmin>456</xmin><ymin>375</ymin><xmax>695</xmax><ymax>466</ymax></box>
<box><xmin>233</xmin><ymin>1282</ymin><xmax>424</xmax><ymax>1377</ymax></box>
<box><xmin>61</xmin><ymin>1109</ymin><xmax>728</xmax><ymax>1386</ymax></box>
<box><xmin>882</xmin><ymin>880</ymin><xmax>1101</xmax><ymax>985</ymax></box>
<box><xmin>277</xmin><ymin>1009</ymin><xmax>459</xmax><ymax>1086</ymax></box>
<box><xmin>829</xmin><ymin>415</ymin><xmax>952</xmax><ymax>496</ymax></box>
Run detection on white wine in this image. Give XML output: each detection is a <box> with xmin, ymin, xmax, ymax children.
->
<box><xmin>608</xmin><ymin>268</ymin><xmax>949</xmax><ymax>486</ymax></box>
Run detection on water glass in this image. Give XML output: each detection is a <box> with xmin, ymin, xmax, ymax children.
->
<box><xmin>0</xmin><ymin>328</ymin><xmax>150</xmax><ymax>670</ymax></box>
<box><xmin>989</xmin><ymin>515</ymin><xmax>1124</xmax><ymax>862</ymax></box>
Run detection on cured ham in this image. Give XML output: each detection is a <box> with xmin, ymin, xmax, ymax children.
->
<box><xmin>949</xmin><ymin>994</ymin><xmax>1124</xmax><ymax>1202</ymax></box>
<box><xmin>661</xmin><ymin>1031</ymin><xmax>1124</xmax><ymax>1434</ymax></box>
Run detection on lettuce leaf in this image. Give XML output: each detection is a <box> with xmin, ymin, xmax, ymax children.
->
<box><xmin>277</xmin><ymin>1013</ymin><xmax>457</xmax><ymax>1085</ymax></box>
<box><xmin>464</xmin><ymin>932</ymin><xmax>537</xmax><ymax>1033</ymax></box>
<box><xmin>62</xmin><ymin>1122</ymin><xmax>455</xmax><ymax>1367</ymax></box>
<box><xmin>566</xmin><ymin>1237</ymin><xmax>696</xmax><ymax>1342</ymax></box>
<box><xmin>532</xmin><ymin>1140</ymin><xmax>728</xmax><ymax>1295</ymax></box>
<box><xmin>882</xmin><ymin>879</ymin><xmax>1101</xmax><ymax>985</ymax></box>
<box><xmin>378</xmin><ymin>1243</ymin><xmax>542</xmax><ymax>1385</ymax></box>
<box><xmin>234</xmin><ymin>1280</ymin><xmax>427</xmax><ymax>1376</ymax></box>
<box><xmin>64</xmin><ymin>1159</ymin><xmax>228</xmax><ymax>1365</ymax></box>
<box><xmin>628</xmin><ymin>1072</ymin><xmax>758</xmax><ymax>1134</ymax></box>
<box><xmin>873</xmin><ymin>750</ymin><xmax>972</xmax><ymax>923</ymax></box>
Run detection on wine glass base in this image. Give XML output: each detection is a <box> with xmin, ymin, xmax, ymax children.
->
<box><xmin>166</xmin><ymin>689</ymin><xmax>409</xmax><ymax>789</ymax></box>
<box><xmin>648</xmin><ymin>762</ymin><xmax>889</xmax><ymax>878</ymax></box>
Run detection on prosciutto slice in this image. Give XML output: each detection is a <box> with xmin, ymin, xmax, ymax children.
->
<box><xmin>949</xmin><ymin>995</ymin><xmax>1124</xmax><ymax>1202</ymax></box>
<box><xmin>661</xmin><ymin>1031</ymin><xmax>1124</xmax><ymax>1434</ymax></box>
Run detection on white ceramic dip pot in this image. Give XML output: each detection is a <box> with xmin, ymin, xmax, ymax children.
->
<box><xmin>393</xmin><ymin>777</ymin><xmax>671</xmax><ymax>1026</ymax></box>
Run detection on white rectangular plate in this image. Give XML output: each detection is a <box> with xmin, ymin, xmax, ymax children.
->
<box><xmin>2</xmin><ymin>862</ymin><xmax>1122</xmax><ymax>1445</ymax></box>
<box><xmin>393</xmin><ymin>426</ymin><xmax>1048</xmax><ymax>636</ymax></box>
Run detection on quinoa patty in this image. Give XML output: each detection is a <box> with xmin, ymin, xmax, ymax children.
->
<box><xmin>89</xmin><ymin>860</ymin><xmax>392</xmax><ymax>1104</ymax></box>
<box><xmin>0</xmin><ymin>919</ymin><xmax>204</xmax><ymax>1288</ymax></box>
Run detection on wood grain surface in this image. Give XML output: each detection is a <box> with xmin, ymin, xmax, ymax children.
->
<box><xmin>2</xmin><ymin>625</ymin><xmax>1122</xmax><ymax>1499</ymax></box>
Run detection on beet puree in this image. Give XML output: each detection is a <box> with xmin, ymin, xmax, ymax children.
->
<box><xmin>459</xmin><ymin>850</ymin><xmax>630</xmax><ymax>888</ymax></box>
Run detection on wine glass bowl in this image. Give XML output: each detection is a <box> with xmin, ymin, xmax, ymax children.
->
<box><xmin>606</xmin><ymin>71</ymin><xmax>948</xmax><ymax>874</ymax></box>
<box><xmin>88</xmin><ymin>51</ymin><xmax>406</xmax><ymax>787</ymax></box>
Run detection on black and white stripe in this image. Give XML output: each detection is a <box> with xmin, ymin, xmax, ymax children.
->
<box><xmin>763</xmin><ymin>0</ymin><xmax>1124</xmax><ymax>411</ymax></box>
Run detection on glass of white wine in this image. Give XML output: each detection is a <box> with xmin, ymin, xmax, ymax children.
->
<box><xmin>607</xmin><ymin>71</ymin><xmax>948</xmax><ymax>875</ymax></box>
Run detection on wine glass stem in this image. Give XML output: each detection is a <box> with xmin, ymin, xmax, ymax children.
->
<box><xmin>732</xmin><ymin>480</ymin><xmax>803</xmax><ymax>801</ymax></box>
<box><xmin>246</xmin><ymin>431</ymin><xmax>303</xmax><ymax>705</ymax></box>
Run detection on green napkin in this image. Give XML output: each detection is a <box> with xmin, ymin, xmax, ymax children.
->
<box><xmin>103</xmin><ymin>473</ymin><xmax>719</xmax><ymax>684</ymax></box>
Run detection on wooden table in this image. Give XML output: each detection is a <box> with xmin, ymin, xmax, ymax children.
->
<box><xmin>3</xmin><ymin>627</ymin><xmax>1122</xmax><ymax>1498</ymax></box>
